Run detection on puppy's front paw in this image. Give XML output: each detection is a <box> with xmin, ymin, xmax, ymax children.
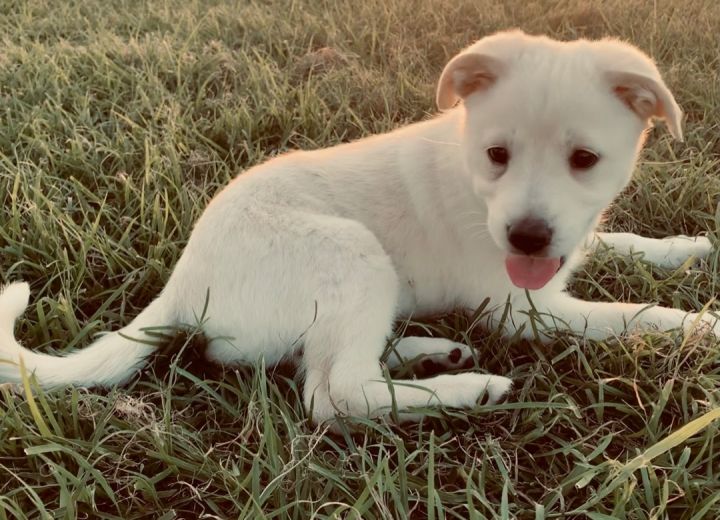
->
<box><xmin>438</xmin><ymin>373</ymin><xmax>513</xmax><ymax>407</ymax></box>
<box><xmin>657</xmin><ymin>235</ymin><xmax>713</xmax><ymax>269</ymax></box>
<box><xmin>484</xmin><ymin>375</ymin><xmax>513</xmax><ymax>404</ymax></box>
<box><xmin>684</xmin><ymin>310</ymin><xmax>720</xmax><ymax>337</ymax></box>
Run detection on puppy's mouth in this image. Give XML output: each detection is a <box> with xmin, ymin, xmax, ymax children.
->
<box><xmin>505</xmin><ymin>254</ymin><xmax>566</xmax><ymax>290</ymax></box>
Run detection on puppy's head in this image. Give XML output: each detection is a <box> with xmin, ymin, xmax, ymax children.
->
<box><xmin>437</xmin><ymin>30</ymin><xmax>682</xmax><ymax>290</ymax></box>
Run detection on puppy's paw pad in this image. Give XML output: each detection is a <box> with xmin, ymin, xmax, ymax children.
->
<box><xmin>442</xmin><ymin>342</ymin><xmax>474</xmax><ymax>367</ymax></box>
<box><xmin>448</xmin><ymin>347</ymin><xmax>462</xmax><ymax>364</ymax></box>
<box><xmin>416</xmin><ymin>341</ymin><xmax>474</xmax><ymax>375</ymax></box>
<box><xmin>421</xmin><ymin>358</ymin><xmax>443</xmax><ymax>373</ymax></box>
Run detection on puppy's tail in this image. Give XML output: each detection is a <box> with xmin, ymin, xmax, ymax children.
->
<box><xmin>0</xmin><ymin>282</ymin><xmax>175</xmax><ymax>388</ymax></box>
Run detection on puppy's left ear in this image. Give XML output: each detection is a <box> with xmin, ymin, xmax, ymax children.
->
<box><xmin>436</xmin><ymin>53</ymin><xmax>504</xmax><ymax>110</ymax></box>
<box><xmin>607</xmin><ymin>71</ymin><xmax>683</xmax><ymax>141</ymax></box>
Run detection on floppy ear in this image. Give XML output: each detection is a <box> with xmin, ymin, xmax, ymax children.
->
<box><xmin>607</xmin><ymin>70</ymin><xmax>683</xmax><ymax>141</ymax></box>
<box><xmin>436</xmin><ymin>53</ymin><xmax>504</xmax><ymax>110</ymax></box>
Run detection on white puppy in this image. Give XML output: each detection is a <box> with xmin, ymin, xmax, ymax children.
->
<box><xmin>0</xmin><ymin>31</ymin><xmax>715</xmax><ymax>423</ymax></box>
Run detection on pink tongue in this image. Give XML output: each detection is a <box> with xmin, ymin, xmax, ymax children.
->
<box><xmin>505</xmin><ymin>255</ymin><xmax>562</xmax><ymax>290</ymax></box>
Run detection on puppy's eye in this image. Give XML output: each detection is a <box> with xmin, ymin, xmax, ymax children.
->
<box><xmin>487</xmin><ymin>146</ymin><xmax>510</xmax><ymax>166</ymax></box>
<box><xmin>569</xmin><ymin>149</ymin><xmax>600</xmax><ymax>170</ymax></box>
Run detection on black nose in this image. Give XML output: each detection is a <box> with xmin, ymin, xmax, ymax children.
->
<box><xmin>507</xmin><ymin>218</ymin><xmax>553</xmax><ymax>255</ymax></box>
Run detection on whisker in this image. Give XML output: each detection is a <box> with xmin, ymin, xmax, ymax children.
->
<box><xmin>468</xmin><ymin>230</ymin><xmax>490</xmax><ymax>241</ymax></box>
<box><xmin>461</xmin><ymin>222</ymin><xmax>489</xmax><ymax>231</ymax></box>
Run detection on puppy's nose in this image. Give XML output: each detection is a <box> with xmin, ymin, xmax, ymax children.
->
<box><xmin>507</xmin><ymin>218</ymin><xmax>553</xmax><ymax>255</ymax></box>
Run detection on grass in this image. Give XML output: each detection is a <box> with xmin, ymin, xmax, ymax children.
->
<box><xmin>1</xmin><ymin>0</ymin><xmax>720</xmax><ymax>517</ymax></box>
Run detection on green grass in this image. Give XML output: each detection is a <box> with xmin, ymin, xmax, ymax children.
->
<box><xmin>1</xmin><ymin>0</ymin><xmax>720</xmax><ymax>517</ymax></box>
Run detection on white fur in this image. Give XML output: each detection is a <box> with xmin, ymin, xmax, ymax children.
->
<box><xmin>1</xmin><ymin>31</ymin><xmax>716</xmax><ymax>424</ymax></box>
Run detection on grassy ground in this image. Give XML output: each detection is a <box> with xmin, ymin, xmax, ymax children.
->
<box><xmin>1</xmin><ymin>0</ymin><xmax>719</xmax><ymax>518</ymax></box>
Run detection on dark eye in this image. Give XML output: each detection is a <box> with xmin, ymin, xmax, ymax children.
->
<box><xmin>487</xmin><ymin>146</ymin><xmax>510</xmax><ymax>165</ymax></box>
<box><xmin>569</xmin><ymin>149</ymin><xmax>600</xmax><ymax>170</ymax></box>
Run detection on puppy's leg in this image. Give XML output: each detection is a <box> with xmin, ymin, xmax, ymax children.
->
<box><xmin>506</xmin><ymin>293</ymin><xmax>719</xmax><ymax>341</ymax></box>
<box><xmin>383</xmin><ymin>337</ymin><xmax>474</xmax><ymax>373</ymax></box>
<box><xmin>300</xmin><ymin>220</ymin><xmax>511</xmax><ymax>424</ymax></box>
<box><xmin>587</xmin><ymin>232</ymin><xmax>713</xmax><ymax>269</ymax></box>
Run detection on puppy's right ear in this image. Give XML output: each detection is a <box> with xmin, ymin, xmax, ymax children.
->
<box><xmin>607</xmin><ymin>71</ymin><xmax>684</xmax><ymax>141</ymax></box>
<box><xmin>436</xmin><ymin>53</ymin><xmax>504</xmax><ymax>110</ymax></box>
